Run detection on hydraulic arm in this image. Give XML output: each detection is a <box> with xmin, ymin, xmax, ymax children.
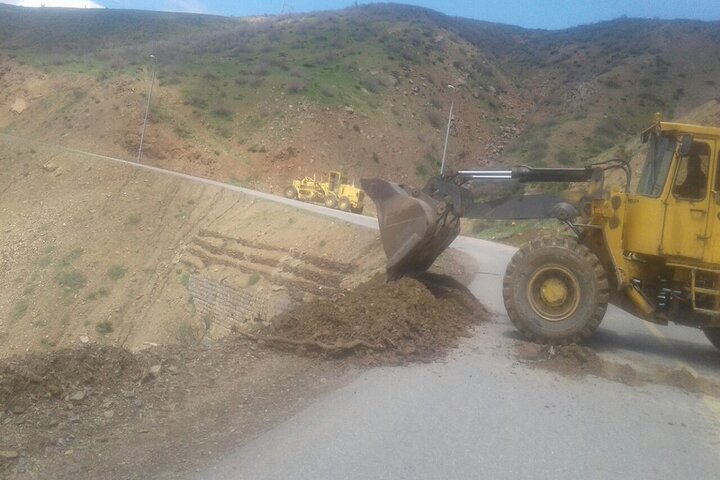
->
<box><xmin>361</xmin><ymin>164</ymin><xmax>615</xmax><ymax>279</ymax></box>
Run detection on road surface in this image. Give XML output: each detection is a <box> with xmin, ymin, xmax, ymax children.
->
<box><xmin>7</xmin><ymin>138</ymin><xmax>718</xmax><ymax>479</ymax></box>
<box><xmin>192</xmin><ymin>179</ymin><xmax>720</xmax><ymax>479</ymax></box>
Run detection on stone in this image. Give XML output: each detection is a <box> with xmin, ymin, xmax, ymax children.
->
<box><xmin>10</xmin><ymin>98</ymin><xmax>27</xmax><ymax>113</ymax></box>
<box><xmin>10</xmin><ymin>405</ymin><xmax>26</xmax><ymax>414</ymax></box>
<box><xmin>69</xmin><ymin>391</ymin><xmax>85</xmax><ymax>402</ymax></box>
<box><xmin>0</xmin><ymin>450</ymin><xmax>19</xmax><ymax>459</ymax></box>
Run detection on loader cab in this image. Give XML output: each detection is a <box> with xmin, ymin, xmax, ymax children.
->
<box><xmin>328</xmin><ymin>171</ymin><xmax>343</xmax><ymax>193</ymax></box>
<box><xmin>625</xmin><ymin>121</ymin><xmax>720</xmax><ymax>265</ymax></box>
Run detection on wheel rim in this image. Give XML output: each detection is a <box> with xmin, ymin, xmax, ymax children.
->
<box><xmin>527</xmin><ymin>264</ymin><xmax>581</xmax><ymax>321</ymax></box>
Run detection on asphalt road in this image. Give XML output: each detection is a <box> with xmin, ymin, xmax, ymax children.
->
<box><xmin>10</xmin><ymin>140</ymin><xmax>717</xmax><ymax>480</ymax></box>
<box><xmin>196</xmin><ymin>233</ymin><xmax>720</xmax><ymax>480</ymax></box>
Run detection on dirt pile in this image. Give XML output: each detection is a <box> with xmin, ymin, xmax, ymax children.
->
<box><xmin>0</xmin><ymin>338</ymin><xmax>346</xmax><ymax>479</ymax></box>
<box><xmin>516</xmin><ymin>343</ymin><xmax>720</xmax><ymax>396</ymax></box>
<box><xmin>247</xmin><ymin>273</ymin><xmax>486</xmax><ymax>363</ymax></box>
<box><xmin>0</xmin><ymin>345</ymin><xmax>145</xmax><ymax>411</ymax></box>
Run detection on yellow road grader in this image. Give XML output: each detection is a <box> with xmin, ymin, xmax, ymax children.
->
<box><xmin>363</xmin><ymin>115</ymin><xmax>720</xmax><ymax>349</ymax></box>
<box><xmin>285</xmin><ymin>170</ymin><xmax>365</xmax><ymax>214</ymax></box>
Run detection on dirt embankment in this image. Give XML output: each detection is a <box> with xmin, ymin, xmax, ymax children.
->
<box><xmin>516</xmin><ymin>343</ymin><xmax>720</xmax><ymax>397</ymax></box>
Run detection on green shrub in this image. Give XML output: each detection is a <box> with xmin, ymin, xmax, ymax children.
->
<box><xmin>54</xmin><ymin>270</ymin><xmax>87</xmax><ymax>292</ymax></box>
<box><xmin>107</xmin><ymin>265</ymin><xmax>127</xmax><ymax>280</ymax></box>
<box><xmin>248</xmin><ymin>144</ymin><xmax>267</xmax><ymax>153</ymax></box>
<box><xmin>427</xmin><ymin>110</ymin><xmax>443</xmax><ymax>129</ymax></box>
<box><xmin>125</xmin><ymin>214</ymin><xmax>141</xmax><ymax>226</ymax></box>
<box><xmin>12</xmin><ymin>300</ymin><xmax>29</xmax><ymax>321</ymax></box>
<box><xmin>95</xmin><ymin>321</ymin><xmax>113</xmax><ymax>335</ymax></box>
<box><xmin>61</xmin><ymin>247</ymin><xmax>84</xmax><ymax>266</ymax></box>
<box><xmin>556</xmin><ymin>149</ymin><xmax>574</xmax><ymax>166</ymax></box>
<box><xmin>211</xmin><ymin>106</ymin><xmax>234</xmax><ymax>119</ymax></box>
<box><xmin>87</xmin><ymin>287</ymin><xmax>110</xmax><ymax>300</ymax></box>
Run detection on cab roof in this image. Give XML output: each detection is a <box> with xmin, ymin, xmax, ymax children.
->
<box><xmin>641</xmin><ymin>117</ymin><xmax>720</xmax><ymax>142</ymax></box>
<box><xmin>658</xmin><ymin>121</ymin><xmax>720</xmax><ymax>138</ymax></box>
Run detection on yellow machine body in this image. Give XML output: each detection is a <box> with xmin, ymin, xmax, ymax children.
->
<box><xmin>588</xmin><ymin>119</ymin><xmax>720</xmax><ymax>326</ymax></box>
<box><xmin>286</xmin><ymin>170</ymin><xmax>365</xmax><ymax>213</ymax></box>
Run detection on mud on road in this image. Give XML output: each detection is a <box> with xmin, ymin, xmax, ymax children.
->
<box><xmin>516</xmin><ymin>342</ymin><xmax>720</xmax><ymax>397</ymax></box>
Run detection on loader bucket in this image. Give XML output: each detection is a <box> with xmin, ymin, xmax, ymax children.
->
<box><xmin>361</xmin><ymin>178</ymin><xmax>461</xmax><ymax>280</ymax></box>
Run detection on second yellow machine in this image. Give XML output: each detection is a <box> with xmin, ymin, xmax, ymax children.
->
<box><xmin>285</xmin><ymin>170</ymin><xmax>365</xmax><ymax>213</ymax></box>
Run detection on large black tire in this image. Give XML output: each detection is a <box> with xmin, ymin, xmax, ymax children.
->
<box><xmin>503</xmin><ymin>236</ymin><xmax>609</xmax><ymax>344</ymax></box>
<box><xmin>324</xmin><ymin>193</ymin><xmax>338</xmax><ymax>208</ymax></box>
<box><xmin>284</xmin><ymin>186</ymin><xmax>298</xmax><ymax>199</ymax></box>
<box><xmin>703</xmin><ymin>328</ymin><xmax>720</xmax><ymax>350</ymax></box>
<box><xmin>338</xmin><ymin>197</ymin><xmax>351</xmax><ymax>212</ymax></box>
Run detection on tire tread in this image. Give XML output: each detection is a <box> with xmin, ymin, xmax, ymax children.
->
<box><xmin>503</xmin><ymin>236</ymin><xmax>609</xmax><ymax>344</ymax></box>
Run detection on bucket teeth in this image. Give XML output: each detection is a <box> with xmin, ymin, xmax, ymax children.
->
<box><xmin>361</xmin><ymin>178</ymin><xmax>460</xmax><ymax>279</ymax></box>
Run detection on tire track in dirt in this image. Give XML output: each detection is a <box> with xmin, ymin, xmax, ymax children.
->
<box><xmin>127</xmin><ymin>188</ymin><xmax>227</xmax><ymax>341</ymax></box>
<box><xmin>111</xmin><ymin>180</ymin><xmax>185</xmax><ymax>346</ymax></box>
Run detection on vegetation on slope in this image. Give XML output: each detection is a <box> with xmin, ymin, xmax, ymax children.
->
<box><xmin>2</xmin><ymin>3</ymin><xmax>720</xmax><ymax>189</ymax></box>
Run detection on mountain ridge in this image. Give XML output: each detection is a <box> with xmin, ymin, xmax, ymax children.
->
<box><xmin>2</xmin><ymin>2</ymin><xmax>720</xmax><ymax>192</ymax></box>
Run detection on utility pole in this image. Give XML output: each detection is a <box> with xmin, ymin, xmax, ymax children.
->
<box><xmin>440</xmin><ymin>84</ymin><xmax>456</xmax><ymax>177</ymax></box>
<box><xmin>137</xmin><ymin>54</ymin><xmax>156</xmax><ymax>164</ymax></box>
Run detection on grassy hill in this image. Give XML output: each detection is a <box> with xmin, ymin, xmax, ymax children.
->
<box><xmin>2</xmin><ymin>3</ymin><xmax>720</xmax><ymax>192</ymax></box>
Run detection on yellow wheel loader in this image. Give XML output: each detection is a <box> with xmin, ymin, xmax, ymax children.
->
<box><xmin>285</xmin><ymin>170</ymin><xmax>365</xmax><ymax>213</ymax></box>
<box><xmin>362</xmin><ymin>115</ymin><xmax>720</xmax><ymax>348</ymax></box>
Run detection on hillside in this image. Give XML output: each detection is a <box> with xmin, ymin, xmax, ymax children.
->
<box><xmin>0</xmin><ymin>135</ymin><xmax>390</xmax><ymax>358</ymax></box>
<box><xmin>2</xmin><ymin>3</ymin><xmax>720</xmax><ymax>192</ymax></box>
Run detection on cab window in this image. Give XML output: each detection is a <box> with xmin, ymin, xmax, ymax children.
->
<box><xmin>637</xmin><ymin>134</ymin><xmax>675</xmax><ymax>197</ymax></box>
<box><xmin>673</xmin><ymin>142</ymin><xmax>710</xmax><ymax>200</ymax></box>
<box><xmin>715</xmin><ymin>149</ymin><xmax>720</xmax><ymax>204</ymax></box>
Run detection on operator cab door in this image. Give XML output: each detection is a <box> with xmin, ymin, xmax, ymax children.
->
<box><xmin>661</xmin><ymin>140</ymin><xmax>713</xmax><ymax>260</ymax></box>
<box><xmin>328</xmin><ymin>171</ymin><xmax>341</xmax><ymax>193</ymax></box>
<box><xmin>705</xmin><ymin>148</ymin><xmax>720</xmax><ymax>264</ymax></box>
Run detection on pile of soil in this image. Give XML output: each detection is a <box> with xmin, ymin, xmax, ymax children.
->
<box><xmin>0</xmin><ymin>345</ymin><xmax>146</xmax><ymax>413</ymax></box>
<box><xmin>516</xmin><ymin>342</ymin><xmax>720</xmax><ymax>396</ymax></box>
<box><xmin>248</xmin><ymin>273</ymin><xmax>486</xmax><ymax>363</ymax></box>
<box><xmin>0</xmin><ymin>337</ymin><xmax>347</xmax><ymax>479</ymax></box>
